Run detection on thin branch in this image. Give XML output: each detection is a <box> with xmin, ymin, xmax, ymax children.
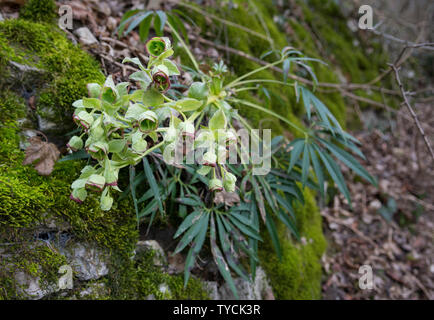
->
<box><xmin>390</xmin><ymin>64</ymin><xmax>434</xmax><ymax>161</ymax></box>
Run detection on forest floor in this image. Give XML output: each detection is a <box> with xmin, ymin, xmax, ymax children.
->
<box><xmin>321</xmin><ymin>102</ymin><xmax>434</xmax><ymax>300</ymax></box>
<box><xmin>1</xmin><ymin>0</ymin><xmax>432</xmax><ymax>300</ymax></box>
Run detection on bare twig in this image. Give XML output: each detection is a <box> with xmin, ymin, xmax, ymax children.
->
<box><xmin>390</xmin><ymin>64</ymin><xmax>434</xmax><ymax>161</ymax></box>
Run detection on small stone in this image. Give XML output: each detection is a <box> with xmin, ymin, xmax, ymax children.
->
<box><xmin>15</xmin><ymin>271</ymin><xmax>58</xmax><ymax>300</ymax></box>
<box><xmin>60</xmin><ymin>243</ymin><xmax>108</xmax><ymax>281</ymax></box>
<box><xmin>136</xmin><ymin>240</ymin><xmax>167</xmax><ymax>267</ymax></box>
<box><xmin>79</xmin><ymin>283</ymin><xmax>107</xmax><ymax>298</ymax></box>
<box><xmin>218</xmin><ymin>267</ymin><xmax>274</xmax><ymax>300</ymax></box>
<box><xmin>107</xmin><ymin>17</ymin><xmax>117</xmax><ymax>32</ymax></box>
<box><xmin>158</xmin><ymin>283</ymin><xmax>171</xmax><ymax>297</ymax></box>
<box><xmin>204</xmin><ymin>281</ymin><xmax>220</xmax><ymax>300</ymax></box>
<box><xmin>74</xmin><ymin>27</ymin><xmax>98</xmax><ymax>46</ymax></box>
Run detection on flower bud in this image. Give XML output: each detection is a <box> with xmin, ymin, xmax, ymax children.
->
<box><xmin>73</xmin><ymin>111</ymin><xmax>94</xmax><ymax>130</ymax></box>
<box><xmin>138</xmin><ymin>110</ymin><xmax>158</xmax><ymax>133</ymax></box>
<box><xmin>164</xmin><ymin>126</ymin><xmax>177</xmax><ymax>143</ymax></box>
<box><xmin>70</xmin><ymin>188</ymin><xmax>87</xmax><ymax>204</ymax></box>
<box><xmin>203</xmin><ymin>151</ymin><xmax>217</xmax><ymax>167</ymax></box>
<box><xmin>67</xmin><ymin>136</ymin><xmax>83</xmax><ymax>152</ymax></box>
<box><xmin>146</xmin><ymin>37</ymin><xmax>167</xmax><ymax>57</ymax></box>
<box><xmin>87</xmin><ymin>141</ymin><xmax>108</xmax><ymax>160</ymax></box>
<box><xmin>104</xmin><ymin>167</ymin><xmax>119</xmax><ymax>187</ymax></box>
<box><xmin>85</xmin><ymin>174</ymin><xmax>106</xmax><ymax>192</ymax></box>
<box><xmin>209</xmin><ymin>178</ymin><xmax>223</xmax><ymax>192</ymax></box>
<box><xmin>152</xmin><ymin>71</ymin><xmax>170</xmax><ymax>92</ymax></box>
<box><xmin>178</xmin><ymin>121</ymin><xmax>195</xmax><ymax>138</ymax></box>
<box><xmin>223</xmin><ymin>172</ymin><xmax>237</xmax><ymax>193</ymax></box>
<box><xmin>100</xmin><ymin>194</ymin><xmax>113</xmax><ymax>211</ymax></box>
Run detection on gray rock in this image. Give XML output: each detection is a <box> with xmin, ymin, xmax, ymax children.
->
<box><xmin>60</xmin><ymin>243</ymin><xmax>108</xmax><ymax>281</ymax></box>
<box><xmin>0</xmin><ymin>13</ymin><xmax>4</xmax><ymax>21</ymax></box>
<box><xmin>158</xmin><ymin>283</ymin><xmax>171</xmax><ymax>297</ymax></box>
<box><xmin>79</xmin><ymin>282</ymin><xmax>107</xmax><ymax>298</ymax></box>
<box><xmin>204</xmin><ymin>281</ymin><xmax>220</xmax><ymax>300</ymax></box>
<box><xmin>15</xmin><ymin>271</ymin><xmax>58</xmax><ymax>300</ymax></box>
<box><xmin>74</xmin><ymin>27</ymin><xmax>98</xmax><ymax>46</ymax></box>
<box><xmin>218</xmin><ymin>267</ymin><xmax>274</xmax><ymax>300</ymax></box>
<box><xmin>135</xmin><ymin>240</ymin><xmax>167</xmax><ymax>267</ymax></box>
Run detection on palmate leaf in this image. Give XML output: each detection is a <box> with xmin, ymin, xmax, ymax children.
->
<box><xmin>126</xmin><ymin>11</ymin><xmax>153</xmax><ymax>35</ymax></box>
<box><xmin>308</xmin><ymin>144</ymin><xmax>325</xmax><ymax>196</ymax></box>
<box><xmin>117</xmin><ymin>9</ymin><xmax>141</xmax><ymax>37</ymax></box>
<box><xmin>129</xmin><ymin>165</ymin><xmax>140</xmax><ymax>224</ymax></box>
<box><xmin>264</xmin><ymin>211</ymin><xmax>282</xmax><ymax>259</ymax></box>
<box><xmin>210</xmin><ymin>215</ymin><xmax>238</xmax><ymax>299</ymax></box>
<box><xmin>174</xmin><ymin>212</ymin><xmax>207</xmax><ymax>254</ymax></box>
<box><xmin>299</xmin><ymin>87</ymin><xmax>343</xmax><ymax>134</ymax></box>
<box><xmin>154</xmin><ymin>10</ymin><xmax>167</xmax><ymax>36</ymax></box>
<box><xmin>312</xmin><ymin>143</ymin><xmax>351</xmax><ymax>205</ymax></box>
<box><xmin>216</xmin><ymin>214</ymin><xmax>250</xmax><ymax>282</ymax></box>
<box><xmin>173</xmin><ymin>210</ymin><xmax>202</xmax><ymax>238</ymax></box>
<box><xmin>315</xmin><ymin>137</ymin><xmax>377</xmax><ymax>186</ymax></box>
<box><xmin>143</xmin><ymin>157</ymin><xmax>164</xmax><ymax>215</ymax></box>
<box><xmin>183</xmin><ymin>212</ymin><xmax>209</xmax><ymax>286</ymax></box>
<box><xmin>301</xmin><ymin>142</ymin><xmax>310</xmax><ymax>187</ymax></box>
<box><xmin>288</xmin><ymin>139</ymin><xmax>305</xmax><ymax>173</ymax></box>
<box><xmin>139</xmin><ymin>14</ymin><xmax>154</xmax><ymax>42</ymax></box>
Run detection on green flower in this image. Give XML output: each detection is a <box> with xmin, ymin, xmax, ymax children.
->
<box><xmin>178</xmin><ymin>121</ymin><xmax>195</xmax><ymax>138</ymax></box>
<box><xmin>203</xmin><ymin>151</ymin><xmax>217</xmax><ymax>167</ymax></box>
<box><xmin>85</xmin><ymin>174</ymin><xmax>106</xmax><ymax>192</ymax></box>
<box><xmin>67</xmin><ymin>136</ymin><xmax>83</xmax><ymax>152</ymax></box>
<box><xmin>152</xmin><ymin>70</ymin><xmax>170</xmax><ymax>92</ymax></box>
<box><xmin>209</xmin><ymin>178</ymin><xmax>223</xmax><ymax>192</ymax></box>
<box><xmin>70</xmin><ymin>188</ymin><xmax>87</xmax><ymax>204</ymax></box>
<box><xmin>223</xmin><ymin>172</ymin><xmax>237</xmax><ymax>193</ymax></box>
<box><xmin>73</xmin><ymin>110</ymin><xmax>94</xmax><ymax>130</ymax></box>
<box><xmin>146</xmin><ymin>37</ymin><xmax>167</xmax><ymax>57</ymax></box>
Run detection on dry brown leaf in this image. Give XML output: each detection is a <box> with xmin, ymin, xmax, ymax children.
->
<box><xmin>214</xmin><ymin>190</ymin><xmax>240</xmax><ymax>207</ymax></box>
<box><xmin>22</xmin><ymin>136</ymin><xmax>60</xmax><ymax>176</ymax></box>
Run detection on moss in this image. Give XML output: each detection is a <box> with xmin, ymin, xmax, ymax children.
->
<box><xmin>20</xmin><ymin>0</ymin><xmax>57</xmax><ymax>24</ymax></box>
<box><xmin>105</xmin><ymin>250</ymin><xmax>209</xmax><ymax>300</ymax></box>
<box><xmin>0</xmin><ymin>244</ymin><xmax>67</xmax><ymax>299</ymax></box>
<box><xmin>0</xmin><ymin>19</ymin><xmax>104</xmax><ymax>134</ymax></box>
<box><xmin>259</xmin><ymin>189</ymin><xmax>326</xmax><ymax>299</ymax></box>
<box><xmin>0</xmin><ymin>55</ymin><xmax>136</xmax><ymax>300</ymax></box>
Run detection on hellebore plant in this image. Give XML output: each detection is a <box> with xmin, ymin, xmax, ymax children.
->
<box><xmin>68</xmin><ymin>37</ymin><xmax>240</xmax><ymax>211</ymax></box>
<box><xmin>67</xmin><ymin>35</ymin><xmax>376</xmax><ymax>298</ymax></box>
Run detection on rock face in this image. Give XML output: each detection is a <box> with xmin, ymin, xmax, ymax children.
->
<box><xmin>212</xmin><ymin>267</ymin><xmax>275</xmax><ymax>300</ymax></box>
<box><xmin>14</xmin><ymin>271</ymin><xmax>58</xmax><ymax>300</ymax></box>
<box><xmin>59</xmin><ymin>243</ymin><xmax>109</xmax><ymax>281</ymax></box>
<box><xmin>135</xmin><ymin>240</ymin><xmax>167</xmax><ymax>267</ymax></box>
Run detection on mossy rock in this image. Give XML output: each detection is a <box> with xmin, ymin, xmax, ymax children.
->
<box><xmin>0</xmin><ymin>18</ymin><xmax>104</xmax><ymax>137</ymax></box>
<box><xmin>20</xmin><ymin>0</ymin><xmax>57</xmax><ymax>24</ymax></box>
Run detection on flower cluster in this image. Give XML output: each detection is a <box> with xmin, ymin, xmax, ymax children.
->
<box><xmin>68</xmin><ymin>37</ymin><xmax>237</xmax><ymax>210</ymax></box>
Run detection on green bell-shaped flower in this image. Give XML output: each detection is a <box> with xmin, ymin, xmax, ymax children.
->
<box><xmin>223</xmin><ymin>172</ymin><xmax>237</xmax><ymax>193</ymax></box>
<box><xmin>152</xmin><ymin>70</ymin><xmax>170</xmax><ymax>92</ymax></box>
<box><xmin>137</xmin><ymin>110</ymin><xmax>158</xmax><ymax>133</ymax></box>
<box><xmin>203</xmin><ymin>151</ymin><xmax>217</xmax><ymax>167</ymax></box>
<box><xmin>164</xmin><ymin>125</ymin><xmax>177</xmax><ymax>143</ymax></box>
<box><xmin>209</xmin><ymin>178</ymin><xmax>223</xmax><ymax>192</ymax></box>
<box><xmin>73</xmin><ymin>110</ymin><xmax>94</xmax><ymax>130</ymax></box>
<box><xmin>85</xmin><ymin>174</ymin><xmax>106</xmax><ymax>192</ymax></box>
<box><xmin>146</xmin><ymin>37</ymin><xmax>167</xmax><ymax>57</ymax></box>
<box><xmin>67</xmin><ymin>136</ymin><xmax>83</xmax><ymax>152</ymax></box>
<box><xmin>87</xmin><ymin>141</ymin><xmax>108</xmax><ymax>160</ymax></box>
<box><xmin>70</xmin><ymin>188</ymin><xmax>87</xmax><ymax>204</ymax></box>
<box><xmin>178</xmin><ymin>121</ymin><xmax>195</xmax><ymax>138</ymax></box>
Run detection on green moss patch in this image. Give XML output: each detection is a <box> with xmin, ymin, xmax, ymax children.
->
<box><xmin>0</xmin><ymin>18</ymin><xmax>104</xmax><ymax>134</ymax></box>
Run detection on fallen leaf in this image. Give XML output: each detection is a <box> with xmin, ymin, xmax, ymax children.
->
<box><xmin>22</xmin><ymin>136</ymin><xmax>60</xmax><ymax>176</ymax></box>
<box><xmin>214</xmin><ymin>190</ymin><xmax>240</xmax><ymax>207</ymax></box>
